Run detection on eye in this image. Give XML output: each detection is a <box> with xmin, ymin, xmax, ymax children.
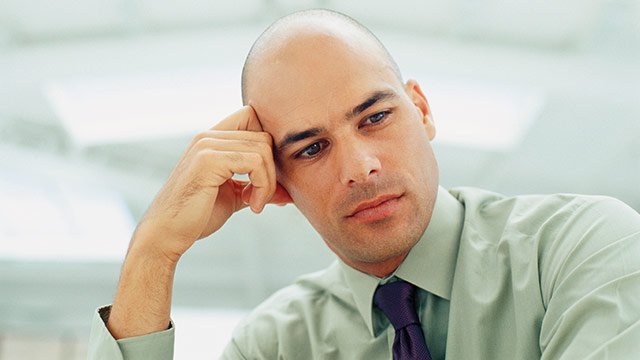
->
<box><xmin>361</xmin><ymin>111</ymin><xmax>389</xmax><ymax>127</ymax></box>
<box><xmin>295</xmin><ymin>140</ymin><xmax>329</xmax><ymax>159</ymax></box>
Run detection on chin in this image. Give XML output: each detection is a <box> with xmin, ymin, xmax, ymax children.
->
<box><xmin>343</xmin><ymin>222</ymin><xmax>424</xmax><ymax>262</ymax></box>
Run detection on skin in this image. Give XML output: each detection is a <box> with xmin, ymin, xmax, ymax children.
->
<box><xmin>107</xmin><ymin>106</ymin><xmax>291</xmax><ymax>338</ymax></box>
<box><xmin>107</xmin><ymin>16</ymin><xmax>438</xmax><ymax>339</ymax></box>
<box><xmin>245</xmin><ymin>20</ymin><xmax>439</xmax><ymax>276</ymax></box>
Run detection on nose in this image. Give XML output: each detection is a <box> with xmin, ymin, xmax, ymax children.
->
<box><xmin>337</xmin><ymin>139</ymin><xmax>382</xmax><ymax>186</ymax></box>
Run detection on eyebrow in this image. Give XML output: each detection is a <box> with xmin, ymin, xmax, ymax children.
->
<box><xmin>347</xmin><ymin>90</ymin><xmax>396</xmax><ymax>119</ymax></box>
<box><xmin>276</xmin><ymin>89</ymin><xmax>397</xmax><ymax>153</ymax></box>
<box><xmin>276</xmin><ymin>127</ymin><xmax>324</xmax><ymax>153</ymax></box>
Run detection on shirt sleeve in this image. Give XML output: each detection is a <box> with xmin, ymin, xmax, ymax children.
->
<box><xmin>87</xmin><ymin>305</ymin><xmax>175</xmax><ymax>360</ymax></box>
<box><xmin>219</xmin><ymin>338</ymin><xmax>248</xmax><ymax>360</ymax></box>
<box><xmin>539</xmin><ymin>197</ymin><xmax>640</xmax><ymax>359</ymax></box>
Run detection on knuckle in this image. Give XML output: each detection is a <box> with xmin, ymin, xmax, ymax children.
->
<box><xmin>190</xmin><ymin>131</ymin><xmax>209</xmax><ymax>145</ymax></box>
<box><xmin>258</xmin><ymin>132</ymin><xmax>272</xmax><ymax>143</ymax></box>
<box><xmin>224</xmin><ymin>151</ymin><xmax>243</xmax><ymax>164</ymax></box>
<box><xmin>250</xmin><ymin>152</ymin><xmax>265</xmax><ymax>166</ymax></box>
<box><xmin>256</xmin><ymin>140</ymin><xmax>272</xmax><ymax>154</ymax></box>
<box><xmin>193</xmin><ymin>137</ymin><xmax>214</xmax><ymax>150</ymax></box>
<box><xmin>192</xmin><ymin>150</ymin><xmax>213</xmax><ymax>168</ymax></box>
<box><xmin>190</xmin><ymin>133</ymin><xmax>220</xmax><ymax>151</ymax></box>
<box><xmin>240</xmin><ymin>139</ymin><xmax>256</xmax><ymax>149</ymax></box>
<box><xmin>191</xmin><ymin>151</ymin><xmax>230</xmax><ymax>184</ymax></box>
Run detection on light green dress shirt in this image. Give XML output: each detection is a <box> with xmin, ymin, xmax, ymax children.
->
<box><xmin>88</xmin><ymin>187</ymin><xmax>640</xmax><ymax>359</ymax></box>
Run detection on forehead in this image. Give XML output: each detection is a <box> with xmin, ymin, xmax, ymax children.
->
<box><xmin>246</xmin><ymin>27</ymin><xmax>401</xmax><ymax>139</ymax></box>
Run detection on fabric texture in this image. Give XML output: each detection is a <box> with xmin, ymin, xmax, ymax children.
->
<box><xmin>87</xmin><ymin>186</ymin><xmax>640</xmax><ymax>359</ymax></box>
<box><xmin>374</xmin><ymin>280</ymin><xmax>432</xmax><ymax>360</ymax></box>
<box><xmin>88</xmin><ymin>305</ymin><xmax>174</xmax><ymax>360</ymax></box>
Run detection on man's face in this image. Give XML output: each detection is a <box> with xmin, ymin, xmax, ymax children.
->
<box><xmin>246</xmin><ymin>27</ymin><xmax>439</xmax><ymax>275</ymax></box>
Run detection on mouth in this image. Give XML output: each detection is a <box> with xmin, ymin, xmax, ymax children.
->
<box><xmin>346</xmin><ymin>193</ymin><xmax>404</xmax><ymax>222</ymax></box>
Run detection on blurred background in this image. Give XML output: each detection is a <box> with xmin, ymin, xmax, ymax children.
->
<box><xmin>0</xmin><ymin>0</ymin><xmax>638</xmax><ymax>358</ymax></box>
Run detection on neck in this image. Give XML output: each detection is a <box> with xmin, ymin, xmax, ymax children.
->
<box><xmin>341</xmin><ymin>252</ymin><xmax>409</xmax><ymax>278</ymax></box>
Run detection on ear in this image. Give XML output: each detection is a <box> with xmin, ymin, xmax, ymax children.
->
<box><xmin>404</xmin><ymin>79</ymin><xmax>435</xmax><ymax>140</ymax></box>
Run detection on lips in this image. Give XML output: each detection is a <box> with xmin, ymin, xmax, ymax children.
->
<box><xmin>347</xmin><ymin>193</ymin><xmax>403</xmax><ymax>219</ymax></box>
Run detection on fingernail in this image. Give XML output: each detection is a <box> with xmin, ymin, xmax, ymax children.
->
<box><xmin>250</xmin><ymin>201</ymin><xmax>264</xmax><ymax>213</ymax></box>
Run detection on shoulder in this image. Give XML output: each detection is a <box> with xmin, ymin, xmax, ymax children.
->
<box><xmin>449</xmin><ymin>186</ymin><xmax>640</xmax><ymax>242</ymax></box>
<box><xmin>229</xmin><ymin>261</ymin><xmax>353</xmax><ymax>358</ymax></box>
<box><xmin>533</xmin><ymin>194</ymin><xmax>640</xmax><ymax>304</ymax></box>
<box><xmin>451</xmin><ymin>187</ymin><xmax>640</xmax><ymax>302</ymax></box>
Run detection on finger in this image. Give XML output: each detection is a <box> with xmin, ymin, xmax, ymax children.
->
<box><xmin>229</xmin><ymin>178</ymin><xmax>249</xmax><ymax>189</ymax></box>
<box><xmin>247</xmin><ymin>152</ymin><xmax>277</xmax><ymax>213</ymax></box>
<box><xmin>190</xmin><ymin>138</ymin><xmax>272</xmax><ymax>160</ymax></box>
<box><xmin>192</xmin><ymin>138</ymin><xmax>277</xmax><ymax>205</ymax></box>
<box><xmin>241</xmin><ymin>183</ymin><xmax>253</xmax><ymax>206</ymax></box>
<box><xmin>185</xmin><ymin>131</ymin><xmax>273</xmax><ymax>175</ymax></box>
<box><xmin>239</xmin><ymin>107</ymin><xmax>276</xmax><ymax>198</ymax></box>
<box><xmin>269</xmin><ymin>183</ymin><xmax>293</xmax><ymax>205</ymax></box>
<box><xmin>241</xmin><ymin>182</ymin><xmax>273</xmax><ymax>213</ymax></box>
<box><xmin>244</xmin><ymin>106</ymin><xmax>264</xmax><ymax>132</ymax></box>
<box><xmin>229</xmin><ymin>179</ymin><xmax>250</xmax><ymax>211</ymax></box>
<box><xmin>203</xmin><ymin>150</ymin><xmax>271</xmax><ymax>212</ymax></box>
<box><xmin>213</xmin><ymin>105</ymin><xmax>263</xmax><ymax>132</ymax></box>
<box><xmin>244</xmin><ymin>182</ymin><xmax>291</xmax><ymax>209</ymax></box>
<box><xmin>191</xmin><ymin>129</ymin><xmax>272</xmax><ymax>145</ymax></box>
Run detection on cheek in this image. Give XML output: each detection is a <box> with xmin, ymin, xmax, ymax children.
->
<box><xmin>279</xmin><ymin>167</ymin><xmax>330</xmax><ymax>213</ymax></box>
<box><xmin>382</xmin><ymin>116</ymin><xmax>435</xmax><ymax>179</ymax></box>
<box><xmin>384</xmin><ymin>114</ymin><xmax>429</xmax><ymax>153</ymax></box>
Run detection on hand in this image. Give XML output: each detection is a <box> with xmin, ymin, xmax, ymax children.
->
<box><xmin>133</xmin><ymin>105</ymin><xmax>291</xmax><ymax>263</ymax></box>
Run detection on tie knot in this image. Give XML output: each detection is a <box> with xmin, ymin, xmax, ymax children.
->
<box><xmin>374</xmin><ymin>280</ymin><xmax>421</xmax><ymax>330</ymax></box>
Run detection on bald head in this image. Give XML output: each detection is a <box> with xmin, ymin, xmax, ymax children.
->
<box><xmin>241</xmin><ymin>9</ymin><xmax>402</xmax><ymax>105</ymax></box>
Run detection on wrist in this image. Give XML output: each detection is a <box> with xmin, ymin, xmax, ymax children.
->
<box><xmin>126</xmin><ymin>229</ymin><xmax>181</xmax><ymax>270</ymax></box>
<box><xmin>127</xmin><ymin>242</ymin><xmax>180</xmax><ymax>273</ymax></box>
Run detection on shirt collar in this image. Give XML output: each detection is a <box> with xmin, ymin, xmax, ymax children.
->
<box><xmin>339</xmin><ymin>186</ymin><xmax>465</xmax><ymax>336</ymax></box>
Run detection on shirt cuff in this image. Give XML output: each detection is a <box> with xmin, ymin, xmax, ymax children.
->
<box><xmin>88</xmin><ymin>305</ymin><xmax>175</xmax><ymax>360</ymax></box>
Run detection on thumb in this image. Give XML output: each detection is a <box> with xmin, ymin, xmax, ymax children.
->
<box><xmin>241</xmin><ymin>183</ymin><xmax>253</xmax><ymax>207</ymax></box>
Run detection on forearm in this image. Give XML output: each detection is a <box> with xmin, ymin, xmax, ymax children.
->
<box><xmin>101</xmin><ymin>105</ymin><xmax>281</xmax><ymax>341</ymax></box>
<box><xmin>107</xmin><ymin>234</ymin><xmax>178</xmax><ymax>339</ymax></box>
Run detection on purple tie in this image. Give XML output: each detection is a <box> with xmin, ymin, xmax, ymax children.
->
<box><xmin>374</xmin><ymin>280</ymin><xmax>432</xmax><ymax>360</ymax></box>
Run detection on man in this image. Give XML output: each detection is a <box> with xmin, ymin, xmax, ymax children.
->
<box><xmin>88</xmin><ymin>9</ymin><xmax>640</xmax><ymax>359</ymax></box>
